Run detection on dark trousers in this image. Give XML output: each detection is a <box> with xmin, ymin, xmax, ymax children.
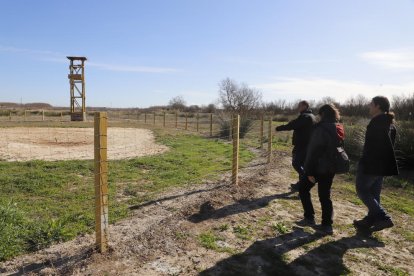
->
<box><xmin>299</xmin><ymin>174</ymin><xmax>335</xmax><ymax>225</ymax></box>
<box><xmin>292</xmin><ymin>147</ymin><xmax>307</xmax><ymax>182</ymax></box>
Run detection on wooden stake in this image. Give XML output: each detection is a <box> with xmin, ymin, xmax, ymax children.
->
<box><xmin>196</xmin><ymin>113</ymin><xmax>199</xmax><ymax>132</ymax></box>
<box><xmin>267</xmin><ymin>117</ymin><xmax>272</xmax><ymax>163</ymax></box>
<box><xmin>94</xmin><ymin>112</ymin><xmax>109</xmax><ymax>253</ymax></box>
<box><xmin>232</xmin><ymin>115</ymin><xmax>240</xmax><ymax>186</ymax></box>
<box><xmin>42</xmin><ymin>110</ymin><xmax>45</xmax><ymax>121</ymax></box>
<box><xmin>260</xmin><ymin>114</ymin><xmax>264</xmax><ymax>149</ymax></box>
<box><xmin>185</xmin><ymin>113</ymin><xmax>188</xmax><ymax>130</ymax></box>
<box><xmin>209</xmin><ymin>113</ymin><xmax>213</xmax><ymax>137</ymax></box>
<box><xmin>175</xmin><ymin>112</ymin><xmax>178</xmax><ymax>128</ymax></box>
<box><xmin>144</xmin><ymin>113</ymin><xmax>147</xmax><ymax>124</ymax></box>
<box><xmin>153</xmin><ymin>113</ymin><xmax>156</xmax><ymax>125</ymax></box>
<box><xmin>163</xmin><ymin>112</ymin><xmax>166</xmax><ymax>127</ymax></box>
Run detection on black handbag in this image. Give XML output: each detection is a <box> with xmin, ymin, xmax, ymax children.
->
<box><xmin>321</xmin><ymin>125</ymin><xmax>350</xmax><ymax>174</ymax></box>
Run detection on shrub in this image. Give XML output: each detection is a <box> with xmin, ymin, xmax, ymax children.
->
<box><xmin>218</xmin><ymin>116</ymin><xmax>253</xmax><ymax>139</ymax></box>
<box><xmin>0</xmin><ymin>201</ymin><xmax>27</xmax><ymax>261</ymax></box>
<box><xmin>26</xmin><ymin>218</ymin><xmax>72</xmax><ymax>252</ymax></box>
<box><xmin>395</xmin><ymin>121</ymin><xmax>414</xmax><ymax>169</ymax></box>
<box><xmin>343</xmin><ymin>124</ymin><xmax>365</xmax><ymax>159</ymax></box>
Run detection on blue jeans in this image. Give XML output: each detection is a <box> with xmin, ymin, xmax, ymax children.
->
<box><xmin>356</xmin><ymin>163</ymin><xmax>389</xmax><ymax>221</ymax></box>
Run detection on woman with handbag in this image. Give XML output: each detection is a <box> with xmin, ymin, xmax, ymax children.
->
<box><xmin>298</xmin><ymin>104</ymin><xmax>345</xmax><ymax>235</ymax></box>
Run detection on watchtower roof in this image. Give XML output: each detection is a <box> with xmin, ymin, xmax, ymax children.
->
<box><xmin>67</xmin><ymin>56</ymin><xmax>87</xmax><ymax>61</ymax></box>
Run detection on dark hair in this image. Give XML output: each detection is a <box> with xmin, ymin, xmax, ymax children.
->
<box><xmin>299</xmin><ymin>100</ymin><xmax>310</xmax><ymax>109</ymax></box>
<box><xmin>318</xmin><ymin>104</ymin><xmax>340</xmax><ymax>122</ymax></box>
<box><xmin>372</xmin><ymin>96</ymin><xmax>395</xmax><ymax>121</ymax></box>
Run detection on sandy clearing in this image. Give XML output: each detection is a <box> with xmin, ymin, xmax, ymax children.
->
<box><xmin>0</xmin><ymin>127</ymin><xmax>168</xmax><ymax>161</ymax></box>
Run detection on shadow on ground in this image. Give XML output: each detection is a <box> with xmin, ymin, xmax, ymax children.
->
<box><xmin>188</xmin><ymin>191</ymin><xmax>298</xmax><ymax>223</ymax></box>
<box><xmin>200</xmin><ymin>227</ymin><xmax>385</xmax><ymax>276</ymax></box>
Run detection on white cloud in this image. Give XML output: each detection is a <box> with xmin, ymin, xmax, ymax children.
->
<box><xmin>0</xmin><ymin>45</ymin><xmax>178</xmax><ymax>73</ymax></box>
<box><xmin>88</xmin><ymin>62</ymin><xmax>178</xmax><ymax>73</ymax></box>
<box><xmin>222</xmin><ymin>56</ymin><xmax>340</xmax><ymax>66</ymax></box>
<box><xmin>256</xmin><ymin>77</ymin><xmax>414</xmax><ymax>103</ymax></box>
<box><xmin>0</xmin><ymin>45</ymin><xmax>62</xmax><ymax>57</ymax></box>
<box><xmin>360</xmin><ymin>49</ymin><xmax>414</xmax><ymax>70</ymax></box>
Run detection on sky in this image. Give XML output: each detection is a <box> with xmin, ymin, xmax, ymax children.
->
<box><xmin>1</xmin><ymin>0</ymin><xmax>414</xmax><ymax>108</ymax></box>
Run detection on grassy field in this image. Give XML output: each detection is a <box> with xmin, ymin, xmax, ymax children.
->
<box><xmin>0</xmin><ymin>127</ymin><xmax>255</xmax><ymax>261</ymax></box>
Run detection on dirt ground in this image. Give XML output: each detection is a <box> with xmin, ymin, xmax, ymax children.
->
<box><xmin>0</xmin><ymin>151</ymin><xmax>413</xmax><ymax>275</ymax></box>
<box><xmin>0</xmin><ymin>127</ymin><xmax>168</xmax><ymax>161</ymax></box>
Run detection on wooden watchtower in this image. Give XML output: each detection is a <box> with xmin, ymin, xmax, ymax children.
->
<box><xmin>67</xmin><ymin>56</ymin><xmax>87</xmax><ymax>121</ymax></box>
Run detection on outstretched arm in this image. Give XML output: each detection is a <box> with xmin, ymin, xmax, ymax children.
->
<box><xmin>276</xmin><ymin>116</ymin><xmax>307</xmax><ymax>131</ymax></box>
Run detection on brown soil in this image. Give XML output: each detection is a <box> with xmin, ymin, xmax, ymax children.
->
<box><xmin>0</xmin><ymin>127</ymin><xmax>168</xmax><ymax>161</ymax></box>
<box><xmin>0</xmin><ymin>152</ymin><xmax>413</xmax><ymax>275</ymax></box>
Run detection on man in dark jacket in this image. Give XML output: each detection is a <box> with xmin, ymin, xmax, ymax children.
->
<box><xmin>354</xmin><ymin>96</ymin><xmax>398</xmax><ymax>232</ymax></box>
<box><xmin>276</xmin><ymin>101</ymin><xmax>316</xmax><ymax>190</ymax></box>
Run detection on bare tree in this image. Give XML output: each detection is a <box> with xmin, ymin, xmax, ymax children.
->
<box><xmin>393</xmin><ymin>93</ymin><xmax>414</xmax><ymax>120</ymax></box>
<box><xmin>342</xmin><ymin>94</ymin><xmax>369</xmax><ymax>117</ymax></box>
<box><xmin>218</xmin><ymin>78</ymin><xmax>262</xmax><ymax>116</ymax></box>
<box><xmin>317</xmin><ymin>96</ymin><xmax>340</xmax><ymax>108</ymax></box>
<box><xmin>169</xmin><ymin>96</ymin><xmax>187</xmax><ymax>111</ymax></box>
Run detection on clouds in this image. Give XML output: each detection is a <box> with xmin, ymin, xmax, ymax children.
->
<box><xmin>360</xmin><ymin>48</ymin><xmax>414</xmax><ymax>70</ymax></box>
<box><xmin>0</xmin><ymin>45</ymin><xmax>62</xmax><ymax>57</ymax></box>
<box><xmin>256</xmin><ymin>77</ymin><xmax>414</xmax><ymax>103</ymax></box>
<box><xmin>87</xmin><ymin>62</ymin><xmax>178</xmax><ymax>73</ymax></box>
<box><xmin>0</xmin><ymin>45</ymin><xmax>178</xmax><ymax>74</ymax></box>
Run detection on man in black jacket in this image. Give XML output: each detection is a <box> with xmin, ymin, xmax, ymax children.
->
<box><xmin>276</xmin><ymin>101</ymin><xmax>316</xmax><ymax>190</ymax></box>
<box><xmin>354</xmin><ymin>96</ymin><xmax>399</xmax><ymax>232</ymax></box>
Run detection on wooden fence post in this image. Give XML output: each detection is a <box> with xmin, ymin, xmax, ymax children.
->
<box><xmin>153</xmin><ymin>113</ymin><xmax>156</xmax><ymax>125</ymax></box>
<box><xmin>228</xmin><ymin>118</ymin><xmax>232</xmax><ymax>141</ymax></box>
<box><xmin>60</xmin><ymin>111</ymin><xmax>63</xmax><ymax>120</ymax></box>
<box><xmin>210</xmin><ymin>113</ymin><xmax>213</xmax><ymax>137</ymax></box>
<box><xmin>144</xmin><ymin>113</ymin><xmax>147</xmax><ymax>124</ymax></box>
<box><xmin>42</xmin><ymin>110</ymin><xmax>45</xmax><ymax>121</ymax></box>
<box><xmin>196</xmin><ymin>113</ymin><xmax>199</xmax><ymax>132</ymax></box>
<box><xmin>260</xmin><ymin>114</ymin><xmax>264</xmax><ymax>149</ymax></box>
<box><xmin>232</xmin><ymin>114</ymin><xmax>240</xmax><ymax>186</ymax></box>
<box><xmin>163</xmin><ymin>112</ymin><xmax>166</xmax><ymax>128</ymax></box>
<box><xmin>185</xmin><ymin>113</ymin><xmax>188</xmax><ymax>130</ymax></box>
<box><xmin>175</xmin><ymin>112</ymin><xmax>178</xmax><ymax>128</ymax></box>
<box><xmin>267</xmin><ymin>116</ymin><xmax>272</xmax><ymax>163</ymax></box>
<box><xmin>9</xmin><ymin>111</ymin><xmax>12</xmax><ymax>121</ymax></box>
<box><xmin>94</xmin><ymin>112</ymin><xmax>109</xmax><ymax>253</ymax></box>
<box><xmin>24</xmin><ymin>110</ymin><xmax>27</xmax><ymax>121</ymax></box>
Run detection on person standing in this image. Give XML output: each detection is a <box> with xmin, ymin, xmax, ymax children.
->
<box><xmin>353</xmin><ymin>96</ymin><xmax>398</xmax><ymax>232</ymax></box>
<box><xmin>299</xmin><ymin>104</ymin><xmax>345</xmax><ymax>235</ymax></box>
<box><xmin>276</xmin><ymin>101</ymin><xmax>316</xmax><ymax>191</ymax></box>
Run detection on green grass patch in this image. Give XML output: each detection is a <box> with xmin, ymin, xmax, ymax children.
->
<box><xmin>271</xmin><ymin>222</ymin><xmax>290</xmax><ymax>235</ymax></box>
<box><xmin>198</xmin><ymin>231</ymin><xmax>235</xmax><ymax>254</ymax></box>
<box><xmin>0</xmin><ymin>131</ymin><xmax>255</xmax><ymax>261</ymax></box>
<box><xmin>233</xmin><ymin>225</ymin><xmax>252</xmax><ymax>240</ymax></box>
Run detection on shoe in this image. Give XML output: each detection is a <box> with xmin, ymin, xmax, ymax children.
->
<box><xmin>370</xmin><ymin>218</ymin><xmax>394</xmax><ymax>232</ymax></box>
<box><xmin>314</xmin><ymin>224</ymin><xmax>334</xmax><ymax>235</ymax></box>
<box><xmin>353</xmin><ymin>217</ymin><xmax>374</xmax><ymax>229</ymax></box>
<box><xmin>290</xmin><ymin>182</ymin><xmax>300</xmax><ymax>191</ymax></box>
<box><xmin>296</xmin><ymin>217</ymin><xmax>316</xmax><ymax>226</ymax></box>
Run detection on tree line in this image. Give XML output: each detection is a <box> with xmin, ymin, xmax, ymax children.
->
<box><xmin>167</xmin><ymin>78</ymin><xmax>414</xmax><ymax>121</ymax></box>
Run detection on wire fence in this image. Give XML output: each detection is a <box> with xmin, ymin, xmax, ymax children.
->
<box><xmin>0</xmin><ymin>110</ymin><xmax>287</xmax><ymax>274</ymax></box>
